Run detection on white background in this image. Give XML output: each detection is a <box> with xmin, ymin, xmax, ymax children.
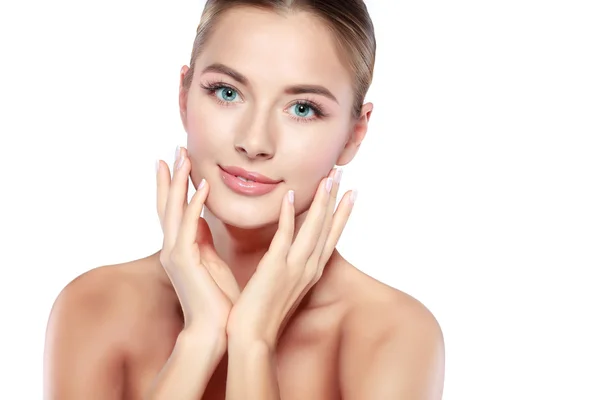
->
<box><xmin>1</xmin><ymin>0</ymin><xmax>599</xmax><ymax>398</ymax></box>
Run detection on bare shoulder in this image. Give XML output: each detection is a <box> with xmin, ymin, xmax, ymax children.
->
<box><xmin>46</xmin><ymin>253</ymin><xmax>175</xmax><ymax>345</ymax></box>
<box><xmin>335</xmin><ymin>259</ymin><xmax>445</xmax><ymax>399</ymax></box>
<box><xmin>341</xmin><ymin>266</ymin><xmax>443</xmax><ymax>340</ymax></box>
<box><xmin>46</xmin><ymin>261</ymin><xmax>144</xmax><ymax>358</ymax></box>
<box><xmin>44</xmin><ymin>254</ymin><xmax>174</xmax><ymax>398</ymax></box>
<box><xmin>50</xmin><ymin>260</ymin><xmax>148</xmax><ymax>329</ymax></box>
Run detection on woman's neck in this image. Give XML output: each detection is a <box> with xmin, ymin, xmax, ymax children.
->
<box><xmin>151</xmin><ymin>205</ymin><xmax>342</xmax><ymax>308</ymax></box>
<box><xmin>200</xmin><ymin>208</ymin><xmax>346</xmax><ymax>310</ymax></box>
<box><xmin>202</xmin><ymin>207</ymin><xmax>306</xmax><ymax>290</ymax></box>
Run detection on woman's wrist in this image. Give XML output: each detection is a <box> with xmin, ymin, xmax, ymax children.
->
<box><xmin>227</xmin><ymin>329</ymin><xmax>276</xmax><ymax>355</ymax></box>
<box><xmin>226</xmin><ymin>313</ymin><xmax>278</xmax><ymax>352</ymax></box>
<box><xmin>178</xmin><ymin>326</ymin><xmax>227</xmax><ymax>360</ymax></box>
<box><xmin>147</xmin><ymin>327</ymin><xmax>227</xmax><ymax>398</ymax></box>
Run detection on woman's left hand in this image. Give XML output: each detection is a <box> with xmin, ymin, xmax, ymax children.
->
<box><xmin>226</xmin><ymin>168</ymin><xmax>356</xmax><ymax>348</ymax></box>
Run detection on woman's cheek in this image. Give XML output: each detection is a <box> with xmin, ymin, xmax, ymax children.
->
<box><xmin>187</xmin><ymin>106</ymin><xmax>232</xmax><ymax>156</ymax></box>
<box><xmin>185</xmin><ymin>108</ymin><xmax>229</xmax><ymax>188</ymax></box>
<box><xmin>287</xmin><ymin>145</ymin><xmax>340</xmax><ymax>211</ymax></box>
<box><xmin>307</xmin><ymin>135</ymin><xmax>344</xmax><ymax>175</ymax></box>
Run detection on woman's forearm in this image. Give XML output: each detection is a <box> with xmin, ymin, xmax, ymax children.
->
<box><xmin>225</xmin><ymin>339</ymin><xmax>280</xmax><ymax>400</ymax></box>
<box><xmin>147</xmin><ymin>329</ymin><xmax>226</xmax><ymax>400</ymax></box>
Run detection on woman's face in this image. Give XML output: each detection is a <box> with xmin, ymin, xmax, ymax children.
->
<box><xmin>179</xmin><ymin>6</ymin><xmax>369</xmax><ymax>229</ymax></box>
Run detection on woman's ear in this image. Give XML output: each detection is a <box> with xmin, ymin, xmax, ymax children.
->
<box><xmin>179</xmin><ymin>65</ymin><xmax>190</xmax><ymax>132</ymax></box>
<box><xmin>336</xmin><ymin>102</ymin><xmax>373</xmax><ymax>166</ymax></box>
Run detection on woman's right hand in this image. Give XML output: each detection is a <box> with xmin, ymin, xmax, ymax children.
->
<box><xmin>156</xmin><ymin>146</ymin><xmax>240</xmax><ymax>342</ymax></box>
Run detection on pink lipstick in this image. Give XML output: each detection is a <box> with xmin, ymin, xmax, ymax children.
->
<box><xmin>219</xmin><ymin>165</ymin><xmax>282</xmax><ymax>196</ymax></box>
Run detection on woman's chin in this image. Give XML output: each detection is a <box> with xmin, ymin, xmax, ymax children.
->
<box><xmin>204</xmin><ymin>193</ymin><xmax>281</xmax><ymax>230</ymax></box>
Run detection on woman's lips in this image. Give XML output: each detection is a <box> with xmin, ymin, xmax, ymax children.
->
<box><xmin>219</xmin><ymin>165</ymin><xmax>281</xmax><ymax>184</ymax></box>
<box><xmin>219</xmin><ymin>165</ymin><xmax>282</xmax><ymax>196</ymax></box>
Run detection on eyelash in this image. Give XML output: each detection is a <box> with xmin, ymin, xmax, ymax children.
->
<box><xmin>200</xmin><ymin>81</ymin><xmax>241</xmax><ymax>107</ymax></box>
<box><xmin>199</xmin><ymin>80</ymin><xmax>328</xmax><ymax>122</ymax></box>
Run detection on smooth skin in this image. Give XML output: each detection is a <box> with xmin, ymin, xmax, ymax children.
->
<box><xmin>151</xmin><ymin>146</ymin><xmax>356</xmax><ymax>399</ymax></box>
<box><xmin>44</xmin><ymin>149</ymin><xmax>445</xmax><ymax>399</ymax></box>
<box><xmin>44</xmin><ymin>6</ymin><xmax>445</xmax><ymax>400</ymax></box>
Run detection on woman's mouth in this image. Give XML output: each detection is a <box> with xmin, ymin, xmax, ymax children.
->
<box><xmin>218</xmin><ymin>165</ymin><xmax>282</xmax><ymax>196</ymax></box>
<box><xmin>236</xmin><ymin>175</ymin><xmax>253</xmax><ymax>182</ymax></box>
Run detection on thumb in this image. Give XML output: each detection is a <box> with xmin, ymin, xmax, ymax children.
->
<box><xmin>195</xmin><ymin>217</ymin><xmax>220</xmax><ymax>263</ymax></box>
<box><xmin>196</xmin><ymin>217</ymin><xmax>241</xmax><ymax>302</ymax></box>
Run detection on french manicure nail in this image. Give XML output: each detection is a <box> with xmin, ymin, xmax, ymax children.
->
<box><xmin>175</xmin><ymin>145</ymin><xmax>181</xmax><ymax>161</ymax></box>
<box><xmin>325</xmin><ymin>177</ymin><xmax>333</xmax><ymax>193</ymax></box>
<box><xmin>155</xmin><ymin>159</ymin><xmax>160</xmax><ymax>173</ymax></box>
<box><xmin>176</xmin><ymin>155</ymin><xmax>185</xmax><ymax>170</ymax></box>
<box><xmin>350</xmin><ymin>189</ymin><xmax>358</xmax><ymax>203</ymax></box>
<box><xmin>288</xmin><ymin>190</ymin><xmax>295</xmax><ymax>204</ymax></box>
<box><xmin>199</xmin><ymin>178</ymin><xmax>206</xmax><ymax>189</ymax></box>
<box><xmin>334</xmin><ymin>168</ymin><xmax>343</xmax><ymax>184</ymax></box>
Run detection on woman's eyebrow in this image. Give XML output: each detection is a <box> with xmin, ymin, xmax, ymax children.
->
<box><xmin>201</xmin><ymin>63</ymin><xmax>249</xmax><ymax>86</ymax></box>
<box><xmin>201</xmin><ymin>62</ymin><xmax>338</xmax><ymax>104</ymax></box>
<box><xmin>284</xmin><ymin>85</ymin><xmax>338</xmax><ymax>104</ymax></box>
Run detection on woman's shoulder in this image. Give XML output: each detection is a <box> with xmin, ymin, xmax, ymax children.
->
<box><xmin>327</xmin><ymin>253</ymin><xmax>440</xmax><ymax>328</ymax></box>
<box><xmin>333</xmin><ymin>258</ymin><xmax>445</xmax><ymax>395</ymax></box>
<box><xmin>336</xmin><ymin>262</ymin><xmax>440</xmax><ymax>332</ymax></box>
<box><xmin>46</xmin><ymin>255</ymin><xmax>171</xmax><ymax>349</ymax></box>
<box><xmin>341</xmin><ymin>269</ymin><xmax>443</xmax><ymax>344</ymax></box>
<box><xmin>44</xmin><ymin>256</ymin><xmax>175</xmax><ymax>396</ymax></box>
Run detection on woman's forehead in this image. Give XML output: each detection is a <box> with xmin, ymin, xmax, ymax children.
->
<box><xmin>196</xmin><ymin>6</ymin><xmax>354</xmax><ymax>103</ymax></box>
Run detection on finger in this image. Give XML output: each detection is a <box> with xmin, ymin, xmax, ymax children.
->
<box><xmin>204</xmin><ymin>258</ymin><xmax>241</xmax><ymax>303</ymax></box>
<box><xmin>286</xmin><ymin>176</ymin><xmax>332</xmax><ymax>264</ymax></box>
<box><xmin>178</xmin><ymin>178</ymin><xmax>208</xmax><ymax>245</ymax></box>
<box><xmin>180</xmin><ymin>148</ymin><xmax>190</xmax><ymax>216</ymax></box>
<box><xmin>267</xmin><ymin>189</ymin><xmax>296</xmax><ymax>258</ymax></box>
<box><xmin>193</xmin><ymin>214</ymin><xmax>241</xmax><ymax>303</ymax></box>
<box><xmin>307</xmin><ymin>168</ymin><xmax>341</xmax><ymax>267</ymax></box>
<box><xmin>320</xmin><ymin>190</ymin><xmax>357</xmax><ymax>268</ymax></box>
<box><xmin>163</xmin><ymin>146</ymin><xmax>190</xmax><ymax>249</ymax></box>
<box><xmin>195</xmin><ymin>216</ymin><xmax>218</xmax><ymax>260</ymax></box>
<box><xmin>189</xmin><ymin>189</ymin><xmax>232</xmax><ymax>266</ymax></box>
<box><xmin>156</xmin><ymin>159</ymin><xmax>171</xmax><ymax>231</ymax></box>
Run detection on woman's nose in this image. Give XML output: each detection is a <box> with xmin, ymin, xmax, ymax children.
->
<box><xmin>234</xmin><ymin>115</ymin><xmax>275</xmax><ymax>160</ymax></box>
<box><xmin>235</xmin><ymin>142</ymin><xmax>273</xmax><ymax>159</ymax></box>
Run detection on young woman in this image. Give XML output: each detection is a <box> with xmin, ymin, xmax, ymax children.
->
<box><xmin>44</xmin><ymin>1</ymin><xmax>445</xmax><ymax>399</ymax></box>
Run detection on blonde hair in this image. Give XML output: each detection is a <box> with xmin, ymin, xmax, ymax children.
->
<box><xmin>182</xmin><ymin>0</ymin><xmax>376</xmax><ymax>119</ymax></box>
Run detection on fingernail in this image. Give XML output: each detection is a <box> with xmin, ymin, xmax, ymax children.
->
<box><xmin>325</xmin><ymin>177</ymin><xmax>333</xmax><ymax>193</ymax></box>
<box><xmin>350</xmin><ymin>189</ymin><xmax>358</xmax><ymax>203</ymax></box>
<box><xmin>334</xmin><ymin>168</ymin><xmax>343</xmax><ymax>184</ymax></box>
<box><xmin>155</xmin><ymin>159</ymin><xmax>160</xmax><ymax>173</ymax></box>
<box><xmin>288</xmin><ymin>190</ymin><xmax>294</xmax><ymax>204</ymax></box>
<box><xmin>199</xmin><ymin>178</ymin><xmax>206</xmax><ymax>189</ymax></box>
<box><xmin>176</xmin><ymin>155</ymin><xmax>185</xmax><ymax>170</ymax></box>
<box><xmin>175</xmin><ymin>145</ymin><xmax>181</xmax><ymax>161</ymax></box>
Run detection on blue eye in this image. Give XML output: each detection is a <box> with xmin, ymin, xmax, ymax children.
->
<box><xmin>291</xmin><ymin>103</ymin><xmax>315</xmax><ymax>118</ymax></box>
<box><xmin>215</xmin><ymin>87</ymin><xmax>239</xmax><ymax>102</ymax></box>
